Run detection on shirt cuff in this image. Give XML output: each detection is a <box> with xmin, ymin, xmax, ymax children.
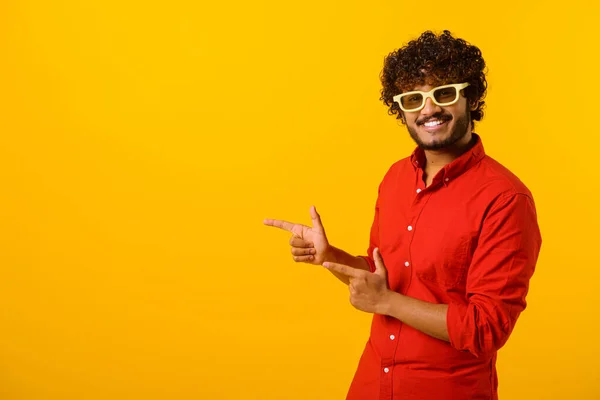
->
<box><xmin>446</xmin><ymin>300</ymin><xmax>471</xmax><ymax>354</ymax></box>
<box><xmin>358</xmin><ymin>255</ymin><xmax>376</xmax><ymax>273</ymax></box>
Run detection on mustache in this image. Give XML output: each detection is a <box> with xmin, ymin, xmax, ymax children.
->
<box><xmin>416</xmin><ymin>113</ymin><xmax>452</xmax><ymax>126</ymax></box>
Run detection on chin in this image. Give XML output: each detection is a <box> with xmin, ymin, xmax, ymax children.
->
<box><xmin>419</xmin><ymin>141</ymin><xmax>449</xmax><ymax>151</ymax></box>
<box><xmin>418</xmin><ymin>132</ymin><xmax>451</xmax><ymax>145</ymax></box>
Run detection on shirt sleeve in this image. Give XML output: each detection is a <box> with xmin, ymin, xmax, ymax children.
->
<box><xmin>446</xmin><ymin>192</ymin><xmax>542</xmax><ymax>358</ymax></box>
<box><xmin>358</xmin><ymin>181</ymin><xmax>382</xmax><ymax>273</ymax></box>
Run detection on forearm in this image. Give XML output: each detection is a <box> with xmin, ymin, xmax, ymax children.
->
<box><xmin>379</xmin><ymin>291</ymin><xmax>449</xmax><ymax>342</ymax></box>
<box><xmin>324</xmin><ymin>246</ymin><xmax>370</xmax><ymax>285</ymax></box>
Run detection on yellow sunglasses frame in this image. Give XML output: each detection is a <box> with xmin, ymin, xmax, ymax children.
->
<box><xmin>393</xmin><ymin>82</ymin><xmax>470</xmax><ymax>112</ymax></box>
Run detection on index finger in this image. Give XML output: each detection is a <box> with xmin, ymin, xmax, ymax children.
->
<box><xmin>263</xmin><ymin>218</ymin><xmax>296</xmax><ymax>233</ymax></box>
<box><xmin>323</xmin><ymin>262</ymin><xmax>363</xmax><ymax>279</ymax></box>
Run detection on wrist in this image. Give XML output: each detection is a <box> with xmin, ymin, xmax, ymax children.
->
<box><xmin>323</xmin><ymin>245</ymin><xmax>337</xmax><ymax>263</ymax></box>
<box><xmin>377</xmin><ymin>290</ymin><xmax>398</xmax><ymax>316</ymax></box>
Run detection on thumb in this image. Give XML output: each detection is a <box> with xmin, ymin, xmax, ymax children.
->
<box><xmin>310</xmin><ymin>205</ymin><xmax>325</xmax><ymax>233</ymax></box>
<box><xmin>373</xmin><ymin>248</ymin><xmax>387</xmax><ymax>276</ymax></box>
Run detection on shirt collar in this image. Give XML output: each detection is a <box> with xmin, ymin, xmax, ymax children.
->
<box><xmin>410</xmin><ymin>133</ymin><xmax>486</xmax><ymax>183</ymax></box>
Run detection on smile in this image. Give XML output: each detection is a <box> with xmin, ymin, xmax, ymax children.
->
<box><xmin>420</xmin><ymin>118</ymin><xmax>449</xmax><ymax>131</ymax></box>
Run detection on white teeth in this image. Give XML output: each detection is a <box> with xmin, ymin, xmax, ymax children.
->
<box><xmin>424</xmin><ymin>120</ymin><xmax>444</xmax><ymax>127</ymax></box>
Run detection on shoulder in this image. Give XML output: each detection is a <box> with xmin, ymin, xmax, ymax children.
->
<box><xmin>379</xmin><ymin>156</ymin><xmax>413</xmax><ymax>186</ymax></box>
<box><xmin>473</xmin><ymin>155</ymin><xmax>535</xmax><ymax>201</ymax></box>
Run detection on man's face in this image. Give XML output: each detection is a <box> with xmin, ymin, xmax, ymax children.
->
<box><xmin>402</xmin><ymin>83</ymin><xmax>472</xmax><ymax>151</ymax></box>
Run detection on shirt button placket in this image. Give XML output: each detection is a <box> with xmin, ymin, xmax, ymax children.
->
<box><xmin>380</xmin><ymin>364</ymin><xmax>393</xmax><ymax>399</ymax></box>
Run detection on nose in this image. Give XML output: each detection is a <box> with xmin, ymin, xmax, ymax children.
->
<box><xmin>420</xmin><ymin>97</ymin><xmax>441</xmax><ymax>116</ymax></box>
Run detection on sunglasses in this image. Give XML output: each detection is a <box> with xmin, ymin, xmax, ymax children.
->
<box><xmin>393</xmin><ymin>83</ymin><xmax>470</xmax><ymax>112</ymax></box>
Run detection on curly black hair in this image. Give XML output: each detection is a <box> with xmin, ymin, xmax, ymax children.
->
<box><xmin>380</xmin><ymin>30</ymin><xmax>487</xmax><ymax>128</ymax></box>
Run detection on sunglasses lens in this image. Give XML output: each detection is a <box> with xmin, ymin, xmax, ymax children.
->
<box><xmin>434</xmin><ymin>87</ymin><xmax>458</xmax><ymax>104</ymax></box>
<box><xmin>401</xmin><ymin>94</ymin><xmax>424</xmax><ymax>110</ymax></box>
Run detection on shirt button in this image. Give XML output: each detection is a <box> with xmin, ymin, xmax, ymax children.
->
<box><xmin>384</xmin><ymin>367</ymin><xmax>390</xmax><ymax>373</ymax></box>
<box><xmin>390</xmin><ymin>334</ymin><xmax>395</xmax><ymax>340</ymax></box>
<box><xmin>444</xmin><ymin>177</ymin><xmax>449</xmax><ymax>182</ymax></box>
<box><xmin>404</xmin><ymin>261</ymin><xmax>410</xmax><ymax>267</ymax></box>
<box><xmin>416</xmin><ymin>188</ymin><xmax>422</xmax><ymax>193</ymax></box>
<box><xmin>407</xmin><ymin>225</ymin><xmax>413</xmax><ymax>231</ymax></box>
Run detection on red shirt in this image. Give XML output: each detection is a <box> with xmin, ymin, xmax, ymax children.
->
<box><xmin>347</xmin><ymin>134</ymin><xmax>542</xmax><ymax>400</ymax></box>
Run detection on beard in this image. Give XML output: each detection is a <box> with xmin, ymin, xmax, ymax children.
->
<box><xmin>407</xmin><ymin>111</ymin><xmax>471</xmax><ymax>151</ymax></box>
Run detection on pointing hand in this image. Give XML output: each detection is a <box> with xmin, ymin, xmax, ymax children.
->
<box><xmin>264</xmin><ymin>206</ymin><xmax>330</xmax><ymax>265</ymax></box>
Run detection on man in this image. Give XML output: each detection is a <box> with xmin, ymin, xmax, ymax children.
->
<box><xmin>263</xmin><ymin>30</ymin><xmax>542</xmax><ymax>400</ymax></box>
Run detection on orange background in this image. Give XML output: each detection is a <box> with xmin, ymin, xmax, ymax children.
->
<box><xmin>1</xmin><ymin>1</ymin><xmax>598</xmax><ymax>399</ymax></box>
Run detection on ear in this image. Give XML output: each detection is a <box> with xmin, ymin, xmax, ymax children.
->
<box><xmin>469</xmin><ymin>99</ymin><xmax>479</xmax><ymax>111</ymax></box>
